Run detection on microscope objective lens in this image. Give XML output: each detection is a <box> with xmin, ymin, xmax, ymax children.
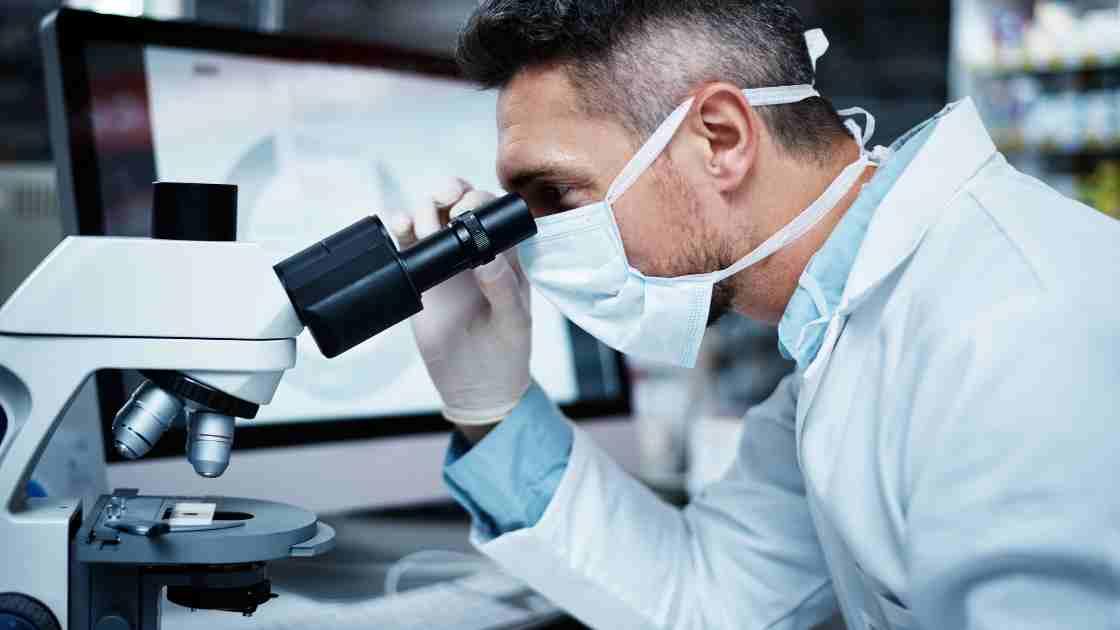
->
<box><xmin>112</xmin><ymin>381</ymin><xmax>184</xmax><ymax>460</ymax></box>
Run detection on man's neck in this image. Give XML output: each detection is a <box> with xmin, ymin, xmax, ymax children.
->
<box><xmin>727</xmin><ymin>140</ymin><xmax>875</xmax><ymax>324</ymax></box>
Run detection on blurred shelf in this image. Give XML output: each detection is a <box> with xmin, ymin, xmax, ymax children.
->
<box><xmin>968</xmin><ymin>53</ymin><xmax>1120</xmax><ymax>78</ymax></box>
<box><xmin>995</xmin><ymin>135</ymin><xmax>1120</xmax><ymax>159</ymax></box>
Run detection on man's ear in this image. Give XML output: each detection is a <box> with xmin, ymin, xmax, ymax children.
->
<box><xmin>683</xmin><ymin>83</ymin><xmax>758</xmax><ymax>194</ymax></box>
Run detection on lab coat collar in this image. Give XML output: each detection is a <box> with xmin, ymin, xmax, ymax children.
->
<box><xmin>839</xmin><ymin>98</ymin><xmax>997</xmax><ymax>314</ymax></box>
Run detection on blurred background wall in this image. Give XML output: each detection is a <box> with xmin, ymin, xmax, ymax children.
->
<box><xmin>0</xmin><ymin>0</ymin><xmax>953</xmax><ymax>491</ymax></box>
<box><xmin>1</xmin><ymin>0</ymin><xmax>1117</xmax><ymax>498</ymax></box>
<box><xmin>0</xmin><ymin>0</ymin><xmax>951</xmax><ymax>163</ymax></box>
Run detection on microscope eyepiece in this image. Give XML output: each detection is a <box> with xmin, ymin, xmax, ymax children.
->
<box><xmin>275</xmin><ymin>193</ymin><xmax>536</xmax><ymax>358</ymax></box>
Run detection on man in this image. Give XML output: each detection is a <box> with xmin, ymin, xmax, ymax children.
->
<box><xmin>392</xmin><ymin>1</ymin><xmax>1120</xmax><ymax>628</ymax></box>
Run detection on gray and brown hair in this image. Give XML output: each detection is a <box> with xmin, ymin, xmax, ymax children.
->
<box><xmin>458</xmin><ymin>0</ymin><xmax>850</xmax><ymax>162</ymax></box>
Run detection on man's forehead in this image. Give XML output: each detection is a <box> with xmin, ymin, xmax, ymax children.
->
<box><xmin>497</xmin><ymin>64</ymin><xmax>586</xmax><ymax>129</ymax></box>
<box><xmin>496</xmin><ymin>66</ymin><xmax>626</xmax><ymax>189</ymax></box>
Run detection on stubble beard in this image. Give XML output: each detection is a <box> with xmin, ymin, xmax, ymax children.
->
<box><xmin>655</xmin><ymin>161</ymin><xmax>739</xmax><ymax>328</ymax></box>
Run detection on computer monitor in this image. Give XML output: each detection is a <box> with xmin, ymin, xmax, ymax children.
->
<box><xmin>41</xmin><ymin>8</ymin><xmax>634</xmax><ymax>513</ymax></box>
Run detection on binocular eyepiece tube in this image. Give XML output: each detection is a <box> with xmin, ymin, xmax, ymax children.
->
<box><xmin>114</xmin><ymin>186</ymin><xmax>537</xmax><ymax>479</ymax></box>
<box><xmin>275</xmin><ymin>193</ymin><xmax>537</xmax><ymax>359</ymax></box>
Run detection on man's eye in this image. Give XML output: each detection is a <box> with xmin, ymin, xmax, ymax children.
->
<box><xmin>525</xmin><ymin>184</ymin><xmax>584</xmax><ymax>218</ymax></box>
<box><xmin>540</xmin><ymin>185</ymin><xmax>573</xmax><ymax>207</ymax></box>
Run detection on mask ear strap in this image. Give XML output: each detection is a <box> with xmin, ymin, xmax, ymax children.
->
<box><xmin>606</xmin><ymin>98</ymin><xmax>694</xmax><ymax>204</ymax></box>
<box><xmin>838</xmin><ymin>106</ymin><xmax>876</xmax><ymax>150</ymax></box>
<box><xmin>704</xmin><ymin>148</ymin><xmax>872</xmax><ymax>283</ymax></box>
<box><xmin>606</xmin><ymin>30</ymin><xmax>831</xmax><ymax>205</ymax></box>
<box><xmin>744</xmin><ymin>84</ymin><xmax>820</xmax><ymax>107</ymax></box>
<box><xmin>804</xmin><ymin>29</ymin><xmax>829</xmax><ymax>77</ymax></box>
<box><xmin>605</xmin><ymin>85</ymin><xmax>821</xmax><ymax>204</ymax></box>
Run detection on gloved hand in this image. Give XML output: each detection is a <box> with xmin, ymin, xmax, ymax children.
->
<box><xmin>391</xmin><ymin>179</ymin><xmax>532</xmax><ymax>427</ymax></box>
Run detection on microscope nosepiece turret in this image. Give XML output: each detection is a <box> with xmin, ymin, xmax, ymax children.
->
<box><xmin>113</xmin><ymin>368</ymin><xmax>259</xmax><ymax>477</ymax></box>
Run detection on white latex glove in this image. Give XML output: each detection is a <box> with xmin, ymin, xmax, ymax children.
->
<box><xmin>391</xmin><ymin>179</ymin><xmax>532</xmax><ymax>426</ymax></box>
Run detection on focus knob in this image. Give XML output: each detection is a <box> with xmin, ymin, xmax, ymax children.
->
<box><xmin>0</xmin><ymin>594</ymin><xmax>62</xmax><ymax>630</ymax></box>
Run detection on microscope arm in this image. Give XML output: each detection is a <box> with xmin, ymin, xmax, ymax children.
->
<box><xmin>0</xmin><ymin>335</ymin><xmax>294</xmax><ymax>511</ymax></box>
<box><xmin>0</xmin><ymin>334</ymin><xmax>293</xmax><ymax>628</ymax></box>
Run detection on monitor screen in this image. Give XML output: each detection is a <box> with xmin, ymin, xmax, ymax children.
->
<box><xmin>141</xmin><ymin>46</ymin><xmax>584</xmax><ymax>424</ymax></box>
<box><xmin>43</xmin><ymin>9</ymin><xmax>627</xmax><ymax>459</ymax></box>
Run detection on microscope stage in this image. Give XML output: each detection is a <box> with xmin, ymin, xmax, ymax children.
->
<box><xmin>77</xmin><ymin>490</ymin><xmax>335</xmax><ymax>566</ymax></box>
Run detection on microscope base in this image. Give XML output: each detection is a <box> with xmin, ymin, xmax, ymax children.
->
<box><xmin>67</xmin><ymin>490</ymin><xmax>336</xmax><ymax>630</ymax></box>
<box><xmin>74</xmin><ymin>562</ymin><xmax>274</xmax><ymax>630</ymax></box>
<box><xmin>0</xmin><ymin>497</ymin><xmax>80</xmax><ymax>629</ymax></box>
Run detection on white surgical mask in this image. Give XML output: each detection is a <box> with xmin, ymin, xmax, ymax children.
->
<box><xmin>519</xmin><ymin>30</ymin><xmax>887</xmax><ymax>368</ymax></box>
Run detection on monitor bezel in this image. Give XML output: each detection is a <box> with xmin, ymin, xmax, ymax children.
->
<box><xmin>41</xmin><ymin>8</ymin><xmax>631</xmax><ymax>464</ymax></box>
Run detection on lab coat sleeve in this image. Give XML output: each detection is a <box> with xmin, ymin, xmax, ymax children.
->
<box><xmin>474</xmin><ymin>374</ymin><xmax>837</xmax><ymax>630</ymax></box>
<box><xmin>906</xmin><ymin>302</ymin><xmax>1120</xmax><ymax>629</ymax></box>
<box><xmin>444</xmin><ymin>381</ymin><xmax>573</xmax><ymax>537</ymax></box>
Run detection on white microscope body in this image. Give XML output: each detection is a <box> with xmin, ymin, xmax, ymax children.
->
<box><xmin>0</xmin><ymin>183</ymin><xmax>533</xmax><ymax>629</ymax></box>
<box><xmin>0</xmin><ymin>236</ymin><xmax>304</xmax><ymax>629</ymax></box>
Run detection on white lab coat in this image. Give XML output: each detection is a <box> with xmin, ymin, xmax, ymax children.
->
<box><xmin>473</xmin><ymin>99</ymin><xmax>1120</xmax><ymax>629</ymax></box>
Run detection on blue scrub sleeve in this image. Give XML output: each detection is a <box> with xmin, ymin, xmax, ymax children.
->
<box><xmin>443</xmin><ymin>381</ymin><xmax>573</xmax><ymax>538</ymax></box>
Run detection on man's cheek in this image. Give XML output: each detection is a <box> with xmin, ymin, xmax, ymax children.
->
<box><xmin>614</xmin><ymin>200</ymin><xmax>675</xmax><ymax>275</ymax></box>
<box><xmin>617</xmin><ymin>228</ymin><xmax>667</xmax><ymax>276</ymax></box>
<box><xmin>612</xmin><ymin>211</ymin><xmax>646</xmax><ymax>267</ymax></box>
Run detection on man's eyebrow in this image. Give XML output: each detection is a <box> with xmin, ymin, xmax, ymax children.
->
<box><xmin>505</xmin><ymin>160</ymin><xmax>594</xmax><ymax>192</ymax></box>
<box><xmin>507</xmin><ymin>167</ymin><xmax>562</xmax><ymax>192</ymax></box>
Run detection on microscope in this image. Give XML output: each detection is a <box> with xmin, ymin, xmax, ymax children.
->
<box><xmin>0</xmin><ymin>183</ymin><xmax>536</xmax><ymax>630</ymax></box>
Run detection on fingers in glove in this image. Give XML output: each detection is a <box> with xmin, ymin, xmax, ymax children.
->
<box><xmin>414</xmin><ymin>178</ymin><xmax>472</xmax><ymax>239</ymax></box>
<box><xmin>389</xmin><ymin>215</ymin><xmax>417</xmax><ymax>248</ymax></box>
<box><xmin>449</xmin><ymin>189</ymin><xmax>497</xmax><ymax>219</ymax></box>
<box><xmin>447</xmin><ymin>190</ymin><xmax>532</xmax><ymax>298</ymax></box>
<box><xmin>392</xmin><ymin>177</ymin><xmax>470</xmax><ymax>245</ymax></box>
<box><xmin>449</xmin><ymin>189</ymin><xmax>525</xmax><ymax>309</ymax></box>
<box><xmin>475</xmin><ymin>252</ymin><xmax>529</xmax><ymax>315</ymax></box>
<box><xmin>402</xmin><ymin>178</ymin><xmax>521</xmax><ymax>244</ymax></box>
<box><xmin>428</xmin><ymin>177</ymin><xmax>473</xmax><ymax>233</ymax></box>
<box><xmin>503</xmin><ymin>249</ymin><xmax>531</xmax><ymax>294</ymax></box>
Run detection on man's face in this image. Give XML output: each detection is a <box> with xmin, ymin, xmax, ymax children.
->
<box><xmin>496</xmin><ymin>65</ymin><xmax>729</xmax><ymax>288</ymax></box>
